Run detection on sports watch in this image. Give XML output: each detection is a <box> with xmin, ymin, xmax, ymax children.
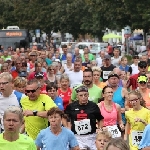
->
<box><xmin>33</xmin><ymin>110</ymin><xmax>38</xmax><ymax>116</ymax></box>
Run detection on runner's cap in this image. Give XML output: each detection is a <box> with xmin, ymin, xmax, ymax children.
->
<box><xmin>76</xmin><ymin>86</ymin><xmax>88</xmax><ymax>93</ymax></box>
<box><xmin>103</xmin><ymin>55</ymin><xmax>111</xmax><ymax>60</ymax></box>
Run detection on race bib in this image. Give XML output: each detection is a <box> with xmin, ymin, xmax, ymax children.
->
<box><xmin>131</xmin><ymin>131</ymin><xmax>143</xmax><ymax>146</ymax></box>
<box><xmin>0</xmin><ymin>112</ymin><xmax>4</xmax><ymax>132</ymax></box>
<box><xmin>103</xmin><ymin>71</ymin><xmax>111</xmax><ymax>79</ymax></box>
<box><xmin>74</xmin><ymin>119</ymin><xmax>91</xmax><ymax>135</ymax></box>
<box><xmin>107</xmin><ymin>125</ymin><xmax>121</xmax><ymax>138</ymax></box>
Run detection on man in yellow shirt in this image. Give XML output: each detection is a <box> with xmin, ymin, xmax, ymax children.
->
<box><xmin>21</xmin><ymin>79</ymin><xmax>56</xmax><ymax>140</ymax></box>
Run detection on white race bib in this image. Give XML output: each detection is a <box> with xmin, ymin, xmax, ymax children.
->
<box><xmin>107</xmin><ymin>125</ymin><xmax>121</xmax><ymax>138</ymax></box>
<box><xmin>103</xmin><ymin>71</ymin><xmax>111</xmax><ymax>79</ymax></box>
<box><xmin>0</xmin><ymin>112</ymin><xmax>4</xmax><ymax>132</ymax></box>
<box><xmin>131</xmin><ymin>131</ymin><xmax>143</xmax><ymax>146</ymax></box>
<box><xmin>74</xmin><ymin>119</ymin><xmax>91</xmax><ymax>135</ymax></box>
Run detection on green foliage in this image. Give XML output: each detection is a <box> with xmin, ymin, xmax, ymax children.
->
<box><xmin>0</xmin><ymin>0</ymin><xmax>150</xmax><ymax>38</ymax></box>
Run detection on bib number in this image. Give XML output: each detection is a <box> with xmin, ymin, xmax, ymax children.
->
<box><xmin>131</xmin><ymin>131</ymin><xmax>143</xmax><ymax>146</ymax></box>
<box><xmin>74</xmin><ymin>119</ymin><xmax>91</xmax><ymax>135</ymax></box>
<box><xmin>107</xmin><ymin>125</ymin><xmax>121</xmax><ymax>138</ymax></box>
<box><xmin>103</xmin><ymin>71</ymin><xmax>111</xmax><ymax>79</ymax></box>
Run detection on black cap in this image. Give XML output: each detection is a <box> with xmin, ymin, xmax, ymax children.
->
<box><xmin>35</xmin><ymin>72</ymin><xmax>44</xmax><ymax>78</ymax></box>
<box><xmin>108</xmin><ymin>73</ymin><xmax>119</xmax><ymax>79</ymax></box>
<box><xmin>76</xmin><ymin>86</ymin><xmax>88</xmax><ymax>93</ymax></box>
<box><xmin>138</xmin><ymin>61</ymin><xmax>147</xmax><ymax>67</ymax></box>
<box><xmin>133</xmin><ymin>55</ymin><xmax>139</xmax><ymax>59</ymax></box>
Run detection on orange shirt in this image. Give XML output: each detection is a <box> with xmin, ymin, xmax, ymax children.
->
<box><xmin>142</xmin><ymin>88</ymin><xmax>150</xmax><ymax>107</ymax></box>
<box><xmin>95</xmin><ymin>82</ymin><xmax>107</xmax><ymax>89</ymax></box>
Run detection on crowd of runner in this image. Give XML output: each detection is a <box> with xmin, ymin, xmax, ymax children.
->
<box><xmin>0</xmin><ymin>43</ymin><xmax>150</xmax><ymax>150</ymax></box>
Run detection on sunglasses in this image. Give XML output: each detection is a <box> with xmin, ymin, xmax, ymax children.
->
<box><xmin>139</xmin><ymin>66</ymin><xmax>147</xmax><ymax>68</ymax></box>
<box><xmin>133</xmin><ymin>57</ymin><xmax>139</xmax><ymax>59</ymax></box>
<box><xmin>49</xmin><ymin>68</ymin><xmax>54</xmax><ymax>71</ymax></box>
<box><xmin>25</xmin><ymin>87</ymin><xmax>39</xmax><ymax>94</ymax></box>
<box><xmin>138</xmin><ymin>81</ymin><xmax>146</xmax><ymax>84</ymax></box>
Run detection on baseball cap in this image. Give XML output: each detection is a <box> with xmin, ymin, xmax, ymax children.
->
<box><xmin>104</xmin><ymin>55</ymin><xmax>111</xmax><ymax>60</ymax></box>
<box><xmin>76</xmin><ymin>86</ymin><xmax>88</xmax><ymax>93</ymax></box>
<box><xmin>35</xmin><ymin>72</ymin><xmax>44</xmax><ymax>78</ymax></box>
<box><xmin>108</xmin><ymin>71</ymin><xmax>119</xmax><ymax>79</ymax></box>
<box><xmin>138</xmin><ymin>75</ymin><xmax>148</xmax><ymax>83</ymax></box>
<box><xmin>133</xmin><ymin>55</ymin><xmax>139</xmax><ymax>59</ymax></box>
<box><xmin>138</xmin><ymin>61</ymin><xmax>147</xmax><ymax>68</ymax></box>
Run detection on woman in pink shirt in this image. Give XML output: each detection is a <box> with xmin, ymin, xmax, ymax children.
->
<box><xmin>98</xmin><ymin>86</ymin><xmax>124</xmax><ymax>137</ymax></box>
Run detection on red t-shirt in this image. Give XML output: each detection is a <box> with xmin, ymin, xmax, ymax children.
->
<box><xmin>11</xmin><ymin>70</ymin><xmax>19</xmax><ymax>79</ymax></box>
<box><xmin>107</xmin><ymin>45</ymin><xmax>113</xmax><ymax>54</ymax></box>
<box><xmin>40</xmin><ymin>84</ymin><xmax>47</xmax><ymax>94</ymax></box>
<box><xmin>58</xmin><ymin>88</ymin><xmax>72</xmax><ymax>110</ymax></box>
<box><xmin>128</xmin><ymin>73</ymin><xmax>139</xmax><ymax>90</ymax></box>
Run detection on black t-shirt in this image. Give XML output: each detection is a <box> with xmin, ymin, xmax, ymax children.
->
<box><xmin>101</xmin><ymin>64</ymin><xmax>116</xmax><ymax>82</ymax></box>
<box><xmin>65</xmin><ymin>101</ymin><xmax>104</xmax><ymax>135</ymax></box>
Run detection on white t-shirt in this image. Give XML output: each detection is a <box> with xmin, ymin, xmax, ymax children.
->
<box><xmin>64</xmin><ymin>64</ymin><xmax>74</xmax><ymax>75</ymax></box>
<box><xmin>140</xmin><ymin>45</ymin><xmax>146</xmax><ymax>52</ymax></box>
<box><xmin>0</xmin><ymin>90</ymin><xmax>25</xmax><ymax>130</ymax></box>
<box><xmin>96</xmin><ymin>57</ymin><xmax>103</xmax><ymax>67</ymax></box>
<box><xmin>131</xmin><ymin>64</ymin><xmax>139</xmax><ymax>75</ymax></box>
<box><xmin>111</xmin><ymin>56</ymin><xmax>122</xmax><ymax>67</ymax></box>
<box><xmin>68</xmin><ymin>70</ymin><xmax>83</xmax><ymax>88</ymax></box>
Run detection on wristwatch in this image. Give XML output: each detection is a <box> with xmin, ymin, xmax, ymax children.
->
<box><xmin>33</xmin><ymin>110</ymin><xmax>38</xmax><ymax>116</ymax></box>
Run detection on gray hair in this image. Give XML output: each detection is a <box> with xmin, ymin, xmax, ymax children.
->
<box><xmin>67</xmin><ymin>53</ymin><xmax>72</xmax><ymax>58</ymax></box>
<box><xmin>60</xmin><ymin>74</ymin><xmax>70</xmax><ymax>82</ymax></box>
<box><xmin>3</xmin><ymin>106</ymin><xmax>23</xmax><ymax>122</ymax></box>
<box><xmin>0</xmin><ymin>72</ymin><xmax>12</xmax><ymax>82</ymax></box>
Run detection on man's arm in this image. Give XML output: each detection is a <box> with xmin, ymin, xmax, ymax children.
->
<box><xmin>72</xmin><ymin>146</ymin><xmax>80</xmax><ymax>150</ymax></box>
<box><xmin>23</xmin><ymin>110</ymin><xmax>48</xmax><ymax>118</ymax></box>
<box><xmin>122</xmin><ymin>87</ymin><xmax>129</xmax><ymax>112</ymax></box>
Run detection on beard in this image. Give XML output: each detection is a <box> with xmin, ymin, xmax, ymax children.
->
<box><xmin>84</xmin><ymin>80</ymin><xmax>92</xmax><ymax>86</ymax></box>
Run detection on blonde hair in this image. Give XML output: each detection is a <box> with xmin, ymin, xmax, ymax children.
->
<box><xmin>0</xmin><ymin>72</ymin><xmax>12</xmax><ymax>82</ymax></box>
<box><xmin>92</xmin><ymin>66</ymin><xmax>101</xmax><ymax>72</ymax></box>
<box><xmin>96</xmin><ymin>129</ymin><xmax>112</xmax><ymax>140</ymax></box>
<box><xmin>13</xmin><ymin>77</ymin><xmax>27</xmax><ymax>87</ymax></box>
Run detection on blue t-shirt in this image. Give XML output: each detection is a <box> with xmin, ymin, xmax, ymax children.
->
<box><xmin>54</xmin><ymin>96</ymin><xmax>64</xmax><ymax>110</ymax></box>
<box><xmin>35</xmin><ymin>127</ymin><xmax>78</xmax><ymax>150</ymax></box>
<box><xmin>45</xmin><ymin>58</ymin><xmax>52</xmax><ymax>66</ymax></box>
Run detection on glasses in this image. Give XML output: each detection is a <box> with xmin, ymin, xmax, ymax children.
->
<box><xmin>134</xmin><ymin>57</ymin><xmax>139</xmax><ymax>59</ymax></box>
<box><xmin>104</xmin><ymin>91</ymin><xmax>113</xmax><ymax>94</ymax></box>
<box><xmin>49</xmin><ymin>68</ymin><xmax>54</xmax><ymax>71</ymax></box>
<box><xmin>138</xmin><ymin>81</ymin><xmax>146</xmax><ymax>84</ymax></box>
<box><xmin>129</xmin><ymin>98</ymin><xmax>139</xmax><ymax>103</ymax></box>
<box><xmin>0</xmin><ymin>82</ymin><xmax>9</xmax><ymax>85</ymax></box>
<box><xmin>78</xmin><ymin>94</ymin><xmax>89</xmax><ymax>97</ymax></box>
<box><xmin>139</xmin><ymin>66</ymin><xmax>147</xmax><ymax>69</ymax></box>
<box><xmin>25</xmin><ymin>87</ymin><xmax>39</xmax><ymax>94</ymax></box>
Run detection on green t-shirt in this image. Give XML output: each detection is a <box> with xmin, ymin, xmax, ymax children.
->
<box><xmin>1</xmin><ymin>55</ymin><xmax>11</xmax><ymax>61</ymax></box>
<box><xmin>71</xmin><ymin>84</ymin><xmax>102</xmax><ymax>104</ymax></box>
<box><xmin>81</xmin><ymin>53</ymin><xmax>95</xmax><ymax>62</ymax></box>
<box><xmin>0</xmin><ymin>133</ymin><xmax>36</xmax><ymax>150</ymax></box>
